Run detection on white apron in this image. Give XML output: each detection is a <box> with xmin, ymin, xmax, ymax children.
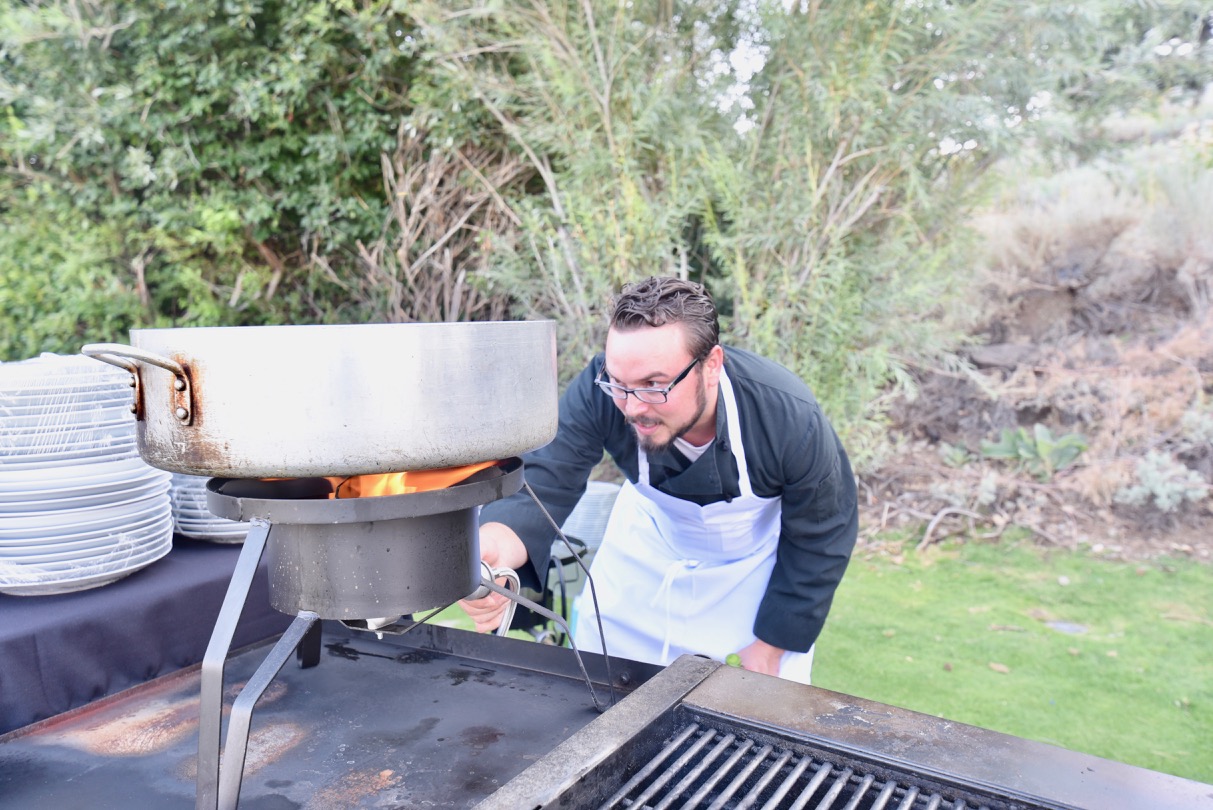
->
<box><xmin>573</xmin><ymin>368</ymin><xmax>814</xmax><ymax>683</ymax></box>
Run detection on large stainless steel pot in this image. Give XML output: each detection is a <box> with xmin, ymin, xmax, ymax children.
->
<box><xmin>81</xmin><ymin>322</ymin><xmax>557</xmax><ymax>478</ymax></box>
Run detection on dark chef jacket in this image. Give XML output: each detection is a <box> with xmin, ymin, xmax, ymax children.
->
<box><xmin>479</xmin><ymin>345</ymin><xmax>859</xmax><ymax>653</ymax></box>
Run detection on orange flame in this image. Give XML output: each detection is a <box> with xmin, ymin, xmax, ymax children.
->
<box><xmin>325</xmin><ymin>460</ymin><xmax>499</xmax><ymax>499</ymax></box>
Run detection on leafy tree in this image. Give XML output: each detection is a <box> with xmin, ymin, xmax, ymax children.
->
<box><xmin>0</xmin><ymin>0</ymin><xmax>520</xmax><ymax>359</ymax></box>
<box><xmin>410</xmin><ymin>0</ymin><xmax>1212</xmax><ymax>461</ymax></box>
<box><xmin>3</xmin><ymin>0</ymin><xmax>1207</xmax><ymax>468</ymax></box>
<box><xmin>407</xmin><ymin>1</ymin><xmax>745</xmax><ymax>370</ymax></box>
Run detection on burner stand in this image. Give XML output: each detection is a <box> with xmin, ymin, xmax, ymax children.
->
<box><xmin>192</xmin><ymin>461</ymin><xmax>610</xmax><ymax>810</ymax></box>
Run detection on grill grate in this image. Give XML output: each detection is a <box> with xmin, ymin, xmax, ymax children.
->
<box><xmin>602</xmin><ymin>721</ymin><xmax>1000</xmax><ymax>810</ymax></box>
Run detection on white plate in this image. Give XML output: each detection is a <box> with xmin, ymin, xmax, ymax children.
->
<box><xmin>0</xmin><ymin>435</ymin><xmax>136</xmax><ymax>459</ymax></box>
<box><xmin>0</xmin><ymin>456</ymin><xmax>160</xmax><ymax>493</ymax></box>
<box><xmin>0</xmin><ymin>535</ymin><xmax>172</xmax><ymax>596</ymax></box>
<box><xmin>0</xmin><ymin>466</ymin><xmax>167</xmax><ymax>505</ymax></box>
<box><xmin>173</xmin><ymin>526</ymin><xmax>246</xmax><ymax>538</ymax></box>
<box><xmin>174</xmin><ymin>520</ymin><xmax>248</xmax><ymax>533</ymax></box>
<box><xmin>0</xmin><ymin>516</ymin><xmax>172</xmax><ymax>564</ymax></box>
<box><xmin>0</xmin><ymin>419</ymin><xmax>133</xmax><ymax>440</ymax></box>
<box><xmin>177</xmin><ymin>531</ymin><xmax>245</xmax><ymax>544</ymax></box>
<box><xmin>0</xmin><ymin>382</ymin><xmax>131</xmax><ymax>406</ymax></box>
<box><xmin>169</xmin><ymin>488</ymin><xmax>211</xmax><ymax>503</ymax></box>
<box><xmin>0</xmin><ymin>493</ymin><xmax>169</xmax><ymax>539</ymax></box>
<box><xmin>0</xmin><ymin>506</ymin><xmax>169</xmax><ymax>549</ymax></box>
<box><xmin>0</xmin><ymin>401</ymin><xmax>130</xmax><ymax>421</ymax></box>
<box><xmin>170</xmin><ymin>501</ymin><xmax>214</xmax><ymax>515</ymax></box>
<box><xmin>0</xmin><ymin>355</ymin><xmax>129</xmax><ymax>385</ymax></box>
<box><xmin>0</xmin><ymin>440</ymin><xmax>138</xmax><ymax>465</ymax></box>
<box><xmin>0</xmin><ymin>481</ymin><xmax>169</xmax><ymax>525</ymax></box>
<box><xmin>171</xmin><ymin>504</ymin><xmax>221</xmax><ymax>517</ymax></box>
<box><xmin>0</xmin><ymin>516</ymin><xmax>167</xmax><ymax>554</ymax></box>
<box><xmin>0</xmin><ymin>368</ymin><xmax>129</xmax><ymax>388</ymax></box>
<box><xmin>0</xmin><ymin>392</ymin><xmax>132</xmax><ymax>412</ymax></box>
<box><xmin>0</xmin><ymin>526</ymin><xmax>171</xmax><ymax>571</ymax></box>
<box><xmin>0</xmin><ymin>431</ymin><xmax>135</xmax><ymax>454</ymax></box>
<box><xmin>0</xmin><ymin>476</ymin><xmax>170</xmax><ymax>515</ymax></box>
<box><xmin>174</xmin><ymin>521</ymin><xmax>247</xmax><ymax>535</ymax></box>
<box><xmin>0</xmin><ymin>444</ymin><xmax>141</xmax><ymax>470</ymax></box>
<box><xmin>0</xmin><ymin>413</ymin><xmax>133</xmax><ymax>435</ymax></box>
<box><xmin>7</xmin><ymin>516</ymin><xmax>170</xmax><ymax>560</ymax></box>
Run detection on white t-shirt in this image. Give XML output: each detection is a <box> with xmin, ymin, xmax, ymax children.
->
<box><xmin>673</xmin><ymin>436</ymin><xmax>713</xmax><ymax>462</ymax></box>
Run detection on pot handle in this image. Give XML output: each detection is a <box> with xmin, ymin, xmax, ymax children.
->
<box><xmin>81</xmin><ymin>342</ymin><xmax>194</xmax><ymax>424</ymax></box>
<box><xmin>81</xmin><ymin>343</ymin><xmax>186</xmax><ymax>377</ymax></box>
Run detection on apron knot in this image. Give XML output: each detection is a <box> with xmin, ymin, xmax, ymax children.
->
<box><xmin>649</xmin><ymin>559</ymin><xmax>700</xmax><ymax>664</ymax></box>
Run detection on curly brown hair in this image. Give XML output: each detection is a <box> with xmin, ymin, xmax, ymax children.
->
<box><xmin>609</xmin><ymin>276</ymin><xmax>720</xmax><ymax>360</ymax></box>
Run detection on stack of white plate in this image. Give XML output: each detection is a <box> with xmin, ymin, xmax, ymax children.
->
<box><xmin>0</xmin><ymin>354</ymin><xmax>173</xmax><ymax>596</ymax></box>
<box><xmin>170</xmin><ymin>473</ymin><xmax>250</xmax><ymax>543</ymax></box>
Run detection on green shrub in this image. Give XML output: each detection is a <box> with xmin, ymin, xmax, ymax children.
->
<box><xmin>1115</xmin><ymin>450</ymin><xmax>1209</xmax><ymax>513</ymax></box>
<box><xmin>0</xmin><ymin>0</ymin><xmax>425</xmax><ymax>357</ymax></box>
<box><xmin>981</xmin><ymin>424</ymin><xmax>1088</xmax><ymax>481</ymax></box>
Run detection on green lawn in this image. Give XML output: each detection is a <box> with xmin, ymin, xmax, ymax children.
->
<box><xmin>437</xmin><ymin>538</ymin><xmax>1213</xmax><ymax>784</ymax></box>
<box><xmin>813</xmin><ymin>539</ymin><xmax>1213</xmax><ymax>784</ymax></box>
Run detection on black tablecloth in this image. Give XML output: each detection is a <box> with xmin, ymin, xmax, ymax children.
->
<box><xmin>0</xmin><ymin>537</ymin><xmax>292</xmax><ymax>734</ymax></box>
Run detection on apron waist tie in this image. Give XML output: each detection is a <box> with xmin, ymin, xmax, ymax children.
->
<box><xmin>648</xmin><ymin>558</ymin><xmax>700</xmax><ymax>664</ymax></box>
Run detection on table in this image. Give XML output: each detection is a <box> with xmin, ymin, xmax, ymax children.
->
<box><xmin>0</xmin><ymin>537</ymin><xmax>292</xmax><ymax>734</ymax></box>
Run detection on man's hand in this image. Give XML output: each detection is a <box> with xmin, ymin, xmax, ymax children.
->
<box><xmin>458</xmin><ymin>523</ymin><xmax>528</xmax><ymax>634</ymax></box>
<box><xmin>736</xmin><ymin>638</ymin><xmax>785</xmax><ymax>676</ymax></box>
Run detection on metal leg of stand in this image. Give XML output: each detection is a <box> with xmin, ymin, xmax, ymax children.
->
<box><xmin>296</xmin><ymin>618</ymin><xmax>322</xmax><ymax>669</ymax></box>
<box><xmin>216</xmin><ymin>611</ymin><xmax>319</xmax><ymax>810</ymax></box>
<box><xmin>196</xmin><ymin>518</ymin><xmax>271</xmax><ymax>810</ymax></box>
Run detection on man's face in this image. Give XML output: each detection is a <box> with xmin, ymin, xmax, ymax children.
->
<box><xmin>602</xmin><ymin>323</ymin><xmax>718</xmax><ymax>453</ymax></box>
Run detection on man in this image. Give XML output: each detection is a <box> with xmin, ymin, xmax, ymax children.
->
<box><xmin>461</xmin><ymin>276</ymin><xmax>858</xmax><ymax>682</ymax></box>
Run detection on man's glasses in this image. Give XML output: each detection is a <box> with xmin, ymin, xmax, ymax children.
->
<box><xmin>595</xmin><ymin>357</ymin><xmax>701</xmax><ymax>404</ymax></box>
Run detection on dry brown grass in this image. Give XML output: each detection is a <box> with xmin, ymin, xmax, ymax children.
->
<box><xmin>868</xmin><ymin>131</ymin><xmax>1213</xmax><ymax>563</ymax></box>
<box><xmin>351</xmin><ymin>125</ymin><xmax>534</xmax><ymax>324</ymax></box>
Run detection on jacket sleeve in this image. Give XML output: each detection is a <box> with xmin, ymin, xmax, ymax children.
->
<box><xmin>753</xmin><ymin>407</ymin><xmax>858</xmax><ymax>653</ymax></box>
<box><xmin>478</xmin><ymin>360</ymin><xmax>612</xmax><ymax>591</ymax></box>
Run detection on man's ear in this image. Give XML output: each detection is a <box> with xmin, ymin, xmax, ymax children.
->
<box><xmin>703</xmin><ymin>344</ymin><xmax>725</xmax><ymax>385</ymax></box>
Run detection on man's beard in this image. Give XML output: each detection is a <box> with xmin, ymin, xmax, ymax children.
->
<box><xmin>629</xmin><ymin>376</ymin><xmax>708</xmax><ymax>454</ymax></box>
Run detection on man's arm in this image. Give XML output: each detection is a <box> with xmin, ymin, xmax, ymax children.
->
<box><xmin>460</xmin><ymin>358</ymin><xmax>619</xmax><ymax>629</ymax></box>
<box><xmin>754</xmin><ymin>408</ymin><xmax>859</xmax><ymax>653</ymax></box>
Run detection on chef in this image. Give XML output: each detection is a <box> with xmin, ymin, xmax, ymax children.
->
<box><xmin>461</xmin><ymin>276</ymin><xmax>858</xmax><ymax>682</ymax></box>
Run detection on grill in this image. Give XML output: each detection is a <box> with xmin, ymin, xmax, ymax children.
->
<box><xmin>481</xmin><ymin>656</ymin><xmax>1213</xmax><ymax>810</ymax></box>
<box><xmin>595</xmin><ymin>720</ymin><xmax>1002</xmax><ymax>810</ymax></box>
<box><xmin>1</xmin><ymin>623</ymin><xmax>1210</xmax><ymax>809</ymax></box>
<box><xmin>190</xmin><ymin>459</ymin><xmax>611</xmax><ymax>810</ymax></box>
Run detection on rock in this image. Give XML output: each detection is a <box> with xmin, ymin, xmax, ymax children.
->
<box><xmin>966</xmin><ymin>343</ymin><xmax>1037</xmax><ymax>369</ymax></box>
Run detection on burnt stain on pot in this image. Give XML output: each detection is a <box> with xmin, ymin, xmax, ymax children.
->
<box><xmin>170</xmin><ymin>360</ymin><xmax>236</xmax><ymax>473</ymax></box>
<box><xmin>170</xmin><ymin>356</ymin><xmax>197</xmax><ymax>426</ymax></box>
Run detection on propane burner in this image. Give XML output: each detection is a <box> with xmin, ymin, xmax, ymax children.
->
<box><xmin>194</xmin><ymin>457</ymin><xmax>611</xmax><ymax>810</ymax></box>
<box><xmin>205</xmin><ymin>459</ymin><xmax>521</xmax><ymax>620</ymax></box>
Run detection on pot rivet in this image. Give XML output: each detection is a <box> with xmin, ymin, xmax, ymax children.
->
<box><xmin>175</xmin><ymin>407</ymin><xmax>189</xmax><ymax>420</ymax></box>
<box><xmin>128</xmin><ymin>375</ymin><xmax>137</xmax><ymax>388</ymax></box>
<box><xmin>129</xmin><ymin>403</ymin><xmax>138</xmax><ymax>414</ymax></box>
<box><xmin>174</xmin><ymin>377</ymin><xmax>186</xmax><ymax>391</ymax></box>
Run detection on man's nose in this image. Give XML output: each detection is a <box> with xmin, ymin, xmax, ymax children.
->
<box><xmin>622</xmin><ymin>394</ymin><xmax>651</xmax><ymax>418</ymax></box>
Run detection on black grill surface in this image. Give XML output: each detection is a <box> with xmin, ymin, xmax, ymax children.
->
<box><xmin>603</xmin><ymin>715</ymin><xmax>1026</xmax><ymax>810</ymax></box>
<box><xmin>0</xmin><ymin>622</ymin><xmax>657</xmax><ymax>809</ymax></box>
<box><xmin>480</xmin><ymin>656</ymin><xmax>1213</xmax><ymax>810</ymax></box>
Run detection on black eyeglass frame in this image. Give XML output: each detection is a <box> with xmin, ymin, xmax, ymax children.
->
<box><xmin>594</xmin><ymin>356</ymin><xmax>702</xmax><ymax>404</ymax></box>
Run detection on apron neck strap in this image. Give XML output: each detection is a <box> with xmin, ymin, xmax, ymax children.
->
<box><xmin>637</xmin><ymin>365</ymin><xmax>753</xmax><ymax>499</ymax></box>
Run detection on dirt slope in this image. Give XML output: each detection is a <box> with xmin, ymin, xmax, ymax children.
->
<box><xmin>866</xmin><ymin>145</ymin><xmax>1213</xmax><ymax>563</ymax></box>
